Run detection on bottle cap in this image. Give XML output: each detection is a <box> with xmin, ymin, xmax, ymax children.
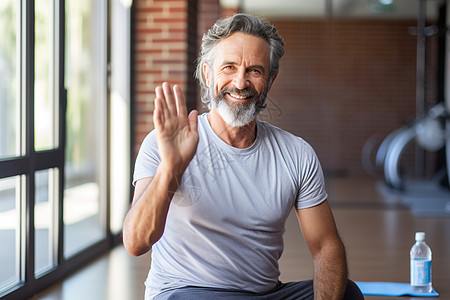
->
<box><xmin>415</xmin><ymin>232</ymin><xmax>425</xmax><ymax>241</ymax></box>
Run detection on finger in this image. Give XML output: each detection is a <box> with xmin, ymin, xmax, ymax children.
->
<box><xmin>188</xmin><ymin>110</ymin><xmax>198</xmax><ymax>133</ymax></box>
<box><xmin>155</xmin><ymin>86</ymin><xmax>169</xmax><ymax>124</ymax></box>
<box><xmin>153</xmin><ymin>96</ymin><xmax>162</xmax><ymax>129</ymax></box>
<box><xmin>153</xmin><ymin>97</ymin><xmax>166</xmax><ymax>131</ymax></box>
<box><xmin>155</xmin><ymin>85</ymin><xmax>164</xmax><ymax>100</ymax></box>
<box><xmin>173</xmin><ymin>85</ymin><xmax>187</xmax><ymax>117</ymax></box>
<box><xmin>162</xmin><ymin>82</ymin><xmax>177</xmax><ymax>115</ymax></box>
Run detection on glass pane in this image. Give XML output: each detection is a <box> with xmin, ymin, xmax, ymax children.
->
<box><xmin>35</xmin><ymin>0</ymin><xmax>56</xmax><ymax>151</ymax></box>
<box><xmin>35</xmin><ymin>169</ymin><xmax>57</xmax><ymax>276</ymax></box>
<box><xmin>64</xmin><ymin>0</ymin><xmax>106</xmax><ymax>257</ymax></box>
<box><xmin>0</xmin><ymin>1</ymin><xmax>20</xmax><ymax>159</ymax></box>
<box><xmin>110</xmin><ymin>0</ymin><xmax>131</xmax><ymax>234</ymax></box>
<box><xmin>0</xmin><ymin>176</ymin><xmax>22</xmax><ymax>292</ymax></box>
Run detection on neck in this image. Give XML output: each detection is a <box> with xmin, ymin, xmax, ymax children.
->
<box><xmin>207</xmin><ymin>108</ymin><xmax>257</xmax><ymax>149</ymax></box>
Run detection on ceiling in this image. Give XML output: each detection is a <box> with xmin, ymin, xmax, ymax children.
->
<box><xmin>220</xmin><ymin>0</ymin><xmax>444</xmax><ymax>19</ymax></box>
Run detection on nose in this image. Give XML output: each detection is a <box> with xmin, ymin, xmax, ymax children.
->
<box><xmin>232</xmin><ymin>69</ymin><xmax>249</xmax><ymax>90</ymax></box>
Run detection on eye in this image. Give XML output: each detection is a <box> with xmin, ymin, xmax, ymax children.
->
<box><xmin>249</xmin><ymin>68</ymin><xmax>262</xmax><ymax>75</ymax></box>
<box><xmin>222</xmin><ymin>65</ymin><xmax>235</xmax><ymax>72</ymax></box>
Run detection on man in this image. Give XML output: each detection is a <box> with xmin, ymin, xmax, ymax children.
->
<box><xmin>123</xmin><ymin>13</ymin><xmax>363</xmax><ymax>300</ymax></box>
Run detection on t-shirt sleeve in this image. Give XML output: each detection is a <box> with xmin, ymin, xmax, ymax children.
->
<box><xmin>295</xmin><ymin>140</ymin><xmax>328</xmax><ymax>209</ymax></box>
<box><xmin>133</xmin><ymin>130</ymin><xmax>160</xmax><ymax>186</ymax></box>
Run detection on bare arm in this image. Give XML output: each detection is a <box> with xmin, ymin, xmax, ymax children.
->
<box><xmin>296</xmin><ymin>200</ymin><xmax>347</xmax><ymax>300</ymax></box>
<box><xmin>123</xmin><ymin>82</ymin><xmax>198</xmax><ymax>256</ymax></box>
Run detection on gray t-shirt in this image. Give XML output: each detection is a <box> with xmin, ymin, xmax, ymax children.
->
<box><xmin>133</xmin><ymin>113</ymin><xmax>328</xmax><ymax>299</ymax></box>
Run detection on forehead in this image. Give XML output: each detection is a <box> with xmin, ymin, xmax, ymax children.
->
<box><xmin>213</xmin><ymin>32</ymin><xmax>271</xmax><ymax>67</ymax></box>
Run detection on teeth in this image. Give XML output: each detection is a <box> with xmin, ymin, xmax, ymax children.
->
<box><xmin>229</xmin><ymin>93</ymin><xmax>247</xmax><ymax>99</ymax></box>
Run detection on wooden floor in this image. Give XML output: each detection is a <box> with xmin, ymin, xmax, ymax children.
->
<box><xmin>31</xmin><ymin>176</ymin><xmax>450</xmax><ymax>300</ymax></box>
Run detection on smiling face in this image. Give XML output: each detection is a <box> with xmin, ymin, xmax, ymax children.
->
<box><xmin>203</xmin><ymin>32</ymin><xmax>274</xmax><ymax>127</ymax></box>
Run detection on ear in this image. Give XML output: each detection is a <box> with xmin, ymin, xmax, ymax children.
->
<box><xmin>203</xmin><ymin>63</ymin><xmax>210</xmax><ymax>86</ymax></box>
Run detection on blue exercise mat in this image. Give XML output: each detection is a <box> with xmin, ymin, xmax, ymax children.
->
<box><xmin>356</xmin><ymin>282</ymin><xmax>439</xmax><ymax>297</ymax></box>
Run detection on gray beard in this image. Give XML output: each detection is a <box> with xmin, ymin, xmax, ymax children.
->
<box><xmin>209</xmin><ymin>87</ymin><xmax>267</xmax><ymax>128</ymax></box>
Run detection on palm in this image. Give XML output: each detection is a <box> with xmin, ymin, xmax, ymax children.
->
<box><xmin>153</xmin><ymin>83</ymin><xmax>199</xmax><ymax>175</ymax></box>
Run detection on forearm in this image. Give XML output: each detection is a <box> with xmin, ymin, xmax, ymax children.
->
<box><xmin>123</xmin><ymin>166</ymin><xmax>181</xmax><ymax>256</ymax></box>
<box><xmin>313</xmin><ymin>241</ymin><xmax>348</xmax><ymax>300</ymax></box>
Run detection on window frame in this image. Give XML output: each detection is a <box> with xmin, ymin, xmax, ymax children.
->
<box><xmin>0</xmin><ymin>0</ymin><xmax>131</xmax><ymax>298</ymax></box>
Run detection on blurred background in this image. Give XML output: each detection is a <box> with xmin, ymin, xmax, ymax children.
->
<box><xmin>0</xmin><ymin>0</ymin><xmax>449</xmax><ymax>299</ymax></box>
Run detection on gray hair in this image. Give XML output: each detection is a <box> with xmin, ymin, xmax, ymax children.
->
<box><xmin>194</xmin><ymin>13</ymin><xmax>285</xmax><ymax>107</ymax></box>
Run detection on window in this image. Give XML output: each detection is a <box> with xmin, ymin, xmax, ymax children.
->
<box><xmin>0</xmin><ymin>0</ymin><xmax>23</xmax><ymax>292</ymax></box>
<box><xmin>63</xmin><ymin>0</ymin><xmax>107</xmax><ymax>258</ymax></box>
<box><xmin>0</xmin><ymin>0</ymin><xmax>132</xmax><ymax>298</ymax></box>
<box><xmin>110</xmin><ymin>0</ymin><xmax>132</xmax><ymax>235</ymax></box>
<box><xmin>35</xmin><ymin>0</ymin><xmax>57</xmax><ymax>151</ymax></box>
<box><xmin>35</xmin><ymin>168</ymin><xmax>58</xmax><ymax>276</ymax></box>
<box><xmin>0</xmin><ymin>0</ymin><xmax>21</xmax><ymax>160</ymax></box>
<box><xmin>0</xmin><ymin>176</ymin><xmax>23</xmax><ymax>292</ymax></box>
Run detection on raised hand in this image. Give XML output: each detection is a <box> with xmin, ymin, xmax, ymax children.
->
<box><xmin>153</xmin><ymin>82</ymin><xmax>199</xmax><ymax>177</ymax></box>
<box><xmin>123</xmin><ymin>83</ymin><xmax>198</xmax><ymax>255</ymax></box>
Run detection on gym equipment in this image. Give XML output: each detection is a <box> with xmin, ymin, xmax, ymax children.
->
<box><xmin>361</xmin><ymin>0</ymin><xmax>449</xmax><ymax>216</ymax></box>
<box><xmin>382</xmin><ymin>103</ymin><xmax>447</xmax><ymax>190</ymax></box>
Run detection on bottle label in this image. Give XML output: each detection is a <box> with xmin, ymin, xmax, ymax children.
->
<box><xmin>410</xmin><ymin>258</ymin><xmax>431</xmax><ymax>286</ymax></box>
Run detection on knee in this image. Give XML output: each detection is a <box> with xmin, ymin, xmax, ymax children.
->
<box><xmin>344</xmin><ymin>279</ymin><xmax>364</xmax><ymax>300</ymax></box>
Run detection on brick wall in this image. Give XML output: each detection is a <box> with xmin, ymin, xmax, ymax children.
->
<box><xmin>263</xmin><ymin>19</ymin><xmax>437</xmax><ymax>175</ymax></box>
<box><xmin>197</xmin><ymin>0</ymin><xmax>221</xmax><ymax>112</ymax></box>
<box><xmin>133</xmin><ymin>0</ymin><xmax>192</xmax><ymax>154</ymax></box>
<box><xmin>198</xmin><ymin>0</ymin><xmax>221</xmax><ymax>44</ymax></box>
<box><xmin>133</xmin><ymin>7</ymin><xmax>437</xmax><ymax>175</ymax></box>
<box><xmin>133</xmin><ymin>0</ymin><xmax>223</xmax><ymax>156</ymax></box>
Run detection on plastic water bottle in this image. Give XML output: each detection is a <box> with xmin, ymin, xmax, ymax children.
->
<box><xmin>410</xmin><ymin>232</ymin><xmax>432</xmax><ymax>293</ymax></box>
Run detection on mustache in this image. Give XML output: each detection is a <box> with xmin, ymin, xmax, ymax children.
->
<box><xmin>220</xmin><ymin>87</ymin><xmax>258</xmax><ymax>98</ymax></box>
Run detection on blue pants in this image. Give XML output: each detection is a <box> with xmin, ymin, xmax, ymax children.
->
<box><xmin>155</xmin><ymin>279</ymin><xmax>364</xmax><ymax>299</ymax></box>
